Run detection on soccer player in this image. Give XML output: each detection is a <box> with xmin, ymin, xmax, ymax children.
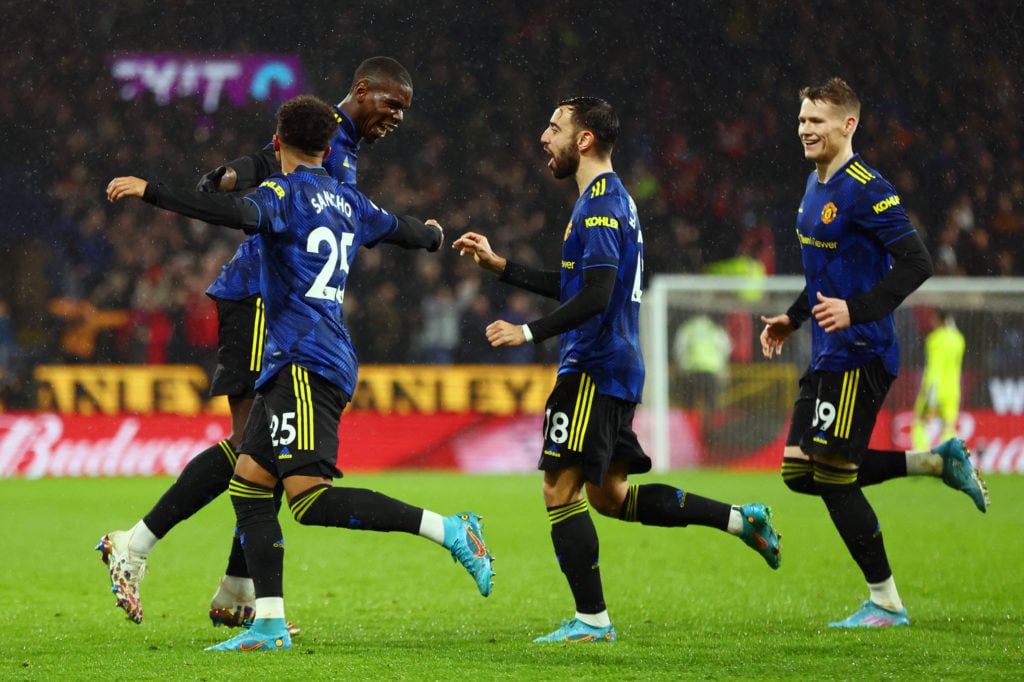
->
<box><xmin>107</xmin><ymin>95</ymin><xmax>494</xmax><ymax>651</ymax></box>
<box><xmin>911</xmin><ymin>308</ymin><xmax>966</xmax><ymax>450</ymax></box>
<box><xmin>453</xmin><ymin>97</ymin><xmax>781</xmax><ymax>644</ymax></box>
<box><xmin>97</xmin><ymin>57</ymin><xmax>415</xmax><ymax>629</ymax></box>
<box><xmin>758</xmin><ymin>77</ymin><xmax>987</xmax><ymax>629</ymax></box>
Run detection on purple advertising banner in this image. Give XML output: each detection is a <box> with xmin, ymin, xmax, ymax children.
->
<box><xmin>109</xmin><ymin>53</ymin><xmax>303</xmax><ymax>112</ymax></box>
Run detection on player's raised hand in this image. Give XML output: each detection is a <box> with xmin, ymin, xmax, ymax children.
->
<box><xmin>106</xmin><ymin>176</ymin><xmax>148</xmax><ymax>203</ymax></box>
<box><xmin>453</xmin><ymin>231</ymin><xmax>506</xmax><ymax>274</ymax></box>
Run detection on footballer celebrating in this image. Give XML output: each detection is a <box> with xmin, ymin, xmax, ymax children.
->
<box><xmin>107</xmin><ymin>95</ymin><xmax>493</xmax><ymax>651</ymax></box>
<box><xmin>454</xmin><ymin>96</ymin><xmax>781</xmax><ymax>643</ymax></box>
<box><xmin>759</xmin><ymin>77</ymin><xmax>987</xmax><ymax>628</ymax></box>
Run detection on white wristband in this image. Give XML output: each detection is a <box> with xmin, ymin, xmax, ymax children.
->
<box><xmin>522</xmin><ymin>324</ymin><xmax>534</xmax><ymax>343</ymax></box>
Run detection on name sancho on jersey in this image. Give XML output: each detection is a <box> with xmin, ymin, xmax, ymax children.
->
<box><xmin>311</xmin><ymin>190</ymin><xmax>354</xmax><ymax>216</ymax></box>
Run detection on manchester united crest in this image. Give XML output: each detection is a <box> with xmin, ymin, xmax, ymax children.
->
<box><xmin>821</xmin><ymin>202</ymin><xmax>838</xmax><ymax>224</ymax></box>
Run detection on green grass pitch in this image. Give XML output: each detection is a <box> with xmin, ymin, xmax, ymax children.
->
<box><xmin>2</xmin><ymin>470</ymin><xmax>1022</xmax><ymax>680</ymax></box>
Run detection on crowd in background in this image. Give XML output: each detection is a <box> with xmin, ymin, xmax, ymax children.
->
<box><xmin>1</xmin><ymin>1</ymin><xmax>1022</xmax><ymax>407</ymax></box>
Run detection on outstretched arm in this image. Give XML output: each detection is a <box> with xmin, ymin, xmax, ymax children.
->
<box><xmin>387</xmin><ymin>215</ymin><xmax>444</xmax><ymax>252</ymax></box>
<box><xmin>453</xmin><ymin>232</ymin><xmax>561</xmax><ymax>299</ymax></box>
<box><xmin>485</xmin><ymin>266</ymin><xmax>615</xmax><ymax>347</ymax></box>
<box><xmin>107</xmin><ymin>176</ymin><xmax>263</xmax><ymax>230</ymax></box>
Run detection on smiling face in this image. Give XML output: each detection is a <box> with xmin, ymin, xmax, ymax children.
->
<box><xmin>540</xmin><ymin>106</ymin><xmax>581</xmax><ymax>179</ymax></box>
<box><xmin>350</xmin><ymin>78</ymin><xmax>413</xmax><ymax>144</ymax></box>
<box><xmin>798</xmin><ymin>97</ymin><xmax>856</xmax><ymax>169</ymax></box>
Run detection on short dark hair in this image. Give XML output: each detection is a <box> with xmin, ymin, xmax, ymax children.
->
<box><xmin>352</xmin><ymin>56</ymin><xmax>413</xmax><ymax>91</ymax></box>
<box><xmin>799</xmin><ymin>77</ymin><xmax>861</xmax><ymax>117</ymax></box>
<box><xmin>558</xmin><ymin>96</ymin><xmax>619</xmax><ymax>155</ymax></box>
<box><xmin>275</xmin><ymin>95</ymin><xmax>339</xmax><ymax>154</ymax></box>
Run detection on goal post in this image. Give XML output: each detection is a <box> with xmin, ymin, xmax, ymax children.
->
<box><xmin>640</xmin><ymin>275</ymin><xmax>1024</xmax><ymax>472</ymax></box>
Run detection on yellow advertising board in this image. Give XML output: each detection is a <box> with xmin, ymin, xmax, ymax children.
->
<box><xmin>33</xmin><ymin>364</ymin><xmax>556</xmax><ymax>415</ymax></box>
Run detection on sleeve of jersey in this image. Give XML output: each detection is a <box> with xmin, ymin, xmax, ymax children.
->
<box><xmin>142</xmin><ymin>182</ymin><xmax>264</xmax><ymax>230</ymax></box>
<box><xmin>353</xmin><ymin>193</ymin><xmax>401</xmax><ymax>248</ymax></box>
<box><xmin>579</xmin><ymin>195</ymin><xmax>624</xmax><ymax>270</ymax></box>
<box><xmin>227</xmin><ymin>142</ymin><xmax>279</xmax><ymax>189</ymax></box>
<box><xmin>847</xmin><ymin>230</ymin><xmax>933</xmax><ymax>324</ymax></box>
<box><xmin>845</xmin><ymin>181</ymin><xmax>933</xmax><ymax>323</ymax></box>
<box><xmin>785</xmin><ymin>287</ymin><xmax>811</xmax><ymax>329</ymax></box>
<box><xmin>527</xmin><ymin>197</ymin><xmax>622</xmax><ymax>342</ymax></box>
<box><xmin>527</xmin><ymin>266</ymin><xmax>616</xmax><ymax>343</ymax></box>
<box><xmin>499</xmin><ymin>261</ymin><xmax>561</xmax><ymax>299</ymax></box>
<box><xmin>383</xmin><ymin>215</ymin><xmax>442</xmax><ymax>251</ymax></box>
<box><xmin>245</xmin><ymin>178</ymin><xmax>290</xmax><ymax>234</ymax></box>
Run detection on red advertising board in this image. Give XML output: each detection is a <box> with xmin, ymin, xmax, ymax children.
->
<box><xmin>1</xmin><ymin>409</ymin><xmax>1020</xmax><ymax>478</ymax></box>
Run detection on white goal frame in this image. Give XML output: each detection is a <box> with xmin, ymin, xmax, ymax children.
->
<box><xmin>641</xmin><ymin>275</ymin><xmax>1024</xmax><ymax>472</ymax></box>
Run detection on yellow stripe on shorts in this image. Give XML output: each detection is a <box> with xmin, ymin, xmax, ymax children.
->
<box><xmin>835</xmin><ymin>368</ymin><xmax>860</xmax><ymax>439</ymax></box>
<box><xmin>568</xmin><ymin>374</ymin><xmax>595</xmax><ymax>452</ymax></box>
<box><xmin>291</xmin><ymin>365</ymin><xmax>315</xmax><ymax>451</ymax></box>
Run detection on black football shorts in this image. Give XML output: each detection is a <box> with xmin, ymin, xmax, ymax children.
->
<box><xmin>239</xmin><ymin>363</ymin><xmax>347</xmax><ymax>480</ymax></box>
<box><xmin>786</xmin><ymin>356</ymin><xmax>895</xmax><ymax>463</ymax></box>
<box><xmin>538</xmin><ymin>371</ymin><xmax>652</xmax><ymax>485</ymax></box>
<box><xmin>208</xmin><ymin>295</ymin><xmax>265</xmax><ymax>399</ymax></box>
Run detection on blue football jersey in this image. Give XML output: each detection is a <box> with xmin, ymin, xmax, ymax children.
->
<box><xmin>206</xmin><ymin>106</ymin><xmax>360</xmax><ymax>301</ymax></box>
<box><xmin>205</xmin><ymin>234</ymin><xmax>262</xmax><ymax>301</ymax></box>
<box><xmin>558</xmin><ymin>172</ymin><xmax>645</xmax><ymax>403</ymax></box>
<box><xmin>324</xmin><ymin>106</ymin><xmax>359</xmax><ymax>185</ymax></box>
<box><xmin>243</xmin><ymin>166</ymin><xmax>397</xmax><ymax>394</ymax></box>
<box><xmin>794</xmin><ymin>154</ymin><xmax>917</xmax><ymax>375</ymax></box>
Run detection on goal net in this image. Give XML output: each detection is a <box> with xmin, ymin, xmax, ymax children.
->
<box><xmin>640</xmin><ymin>275</ymin><xmax>1024</xmax><ymax>472</ymax></box>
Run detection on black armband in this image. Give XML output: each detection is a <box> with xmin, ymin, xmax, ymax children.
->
<box><xmin>527</xmin><ymin>266</ymin><xmax>615</xmax><ymax>343</ymax></box>
<box><xmin>847</xmin><ymin>231</ymin><xmax>934</xmax><ymax>324</ymax></box>
<box><xmin>499</xmin><ymin>261</ymin><xmax>561</xmax><ymax>300</ymax></box>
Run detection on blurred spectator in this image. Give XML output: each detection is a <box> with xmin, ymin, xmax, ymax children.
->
<box><xmin>990</xmin><ymin>191</ymin><xmax>1023</xmax><ymax>273</ymax></box>
<box><xmin>352</xmin><ymin>280</ymin><xmax>410</xmax><ymax>364</ymax></box>
<box><xmin>118</xmin><ymin>276</ymin><xmax>174</xmax><ymax>365</ymax></box>
<box><xmin>673</xmin><ymin>313</ymin><xmax>732</xmax><ymax>436</ymax></box>
<box><xmin>456</xmin><ymin>293</ymin><xmax>497</xmax><ymax>364</ymax></box>
<box><xmin>0</xmin><ymin>1</ymin><xmax>1020</xmax><ymax>407</ymax></box>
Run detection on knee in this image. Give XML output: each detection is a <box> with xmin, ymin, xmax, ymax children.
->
<box><xmin>588</xmin><ymin>493</ymin><xmax>622</xmax><ymax>518</ymax></box>
<box><xmin>288</xmin><ymin>484</ymin><xmax>331</xmax><ymax>524</ymax></box>
<box><xmin>781</xmin><ymin>454</ymin><xmax>817</xmax><ymax>496</ymax></box>
<box><xmin>585</xmin><ymin>481</ymin><xmax>627</xmax><ymax>518</ymax></box>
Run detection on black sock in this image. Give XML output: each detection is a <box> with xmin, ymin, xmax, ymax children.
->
<box><xmin>815</xmin><ymin>462</ymin><xmax>892</xmax><ymax>583</ymax></box>
<box><xmin>289</xmin><ymin>485</ymin><xmax>422</xmax><ymax>533</ymax></box>
<box><xmin>143</xmin><ymin>440</ymin><xmax>236</xmax><ymax>537</ymax></box>
<box><xmin>619</xmin><ymin>483</ymin><xmax>731</xmax><ymax>530</ymax></box>
<box><xmin>857</xmin><ymin>448</ymin><xmax>908</xmax><ymax>487</ymax></box>
<box><xmin>229</xmin><ymin>474</ymin><xmax>283</xmax><ymax>599</ymax></box>
<box><xmin>224</xmin><ymin>482</ymin><xmax>284</xmax><ymax>578</ymax></box>
<box><xmin>782</xmin><ymin>457</ymin><xmax>817</xmax><ymax>495</ymax></box>
<box><xmin>548</xmin><ymin>500</ymin><xmax>605</xmax><ymax>614</ymax></box>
